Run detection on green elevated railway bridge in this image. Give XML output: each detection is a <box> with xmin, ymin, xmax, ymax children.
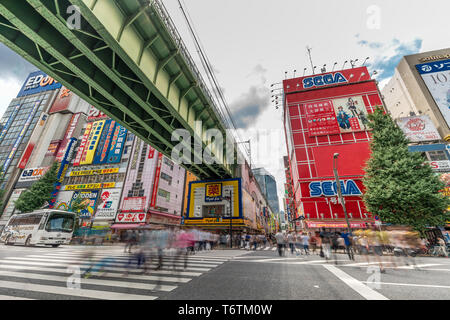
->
<box><xmin>0</xmin><ymin>0</ymin><xmax>243</xmax><ymax>179</ymax></box>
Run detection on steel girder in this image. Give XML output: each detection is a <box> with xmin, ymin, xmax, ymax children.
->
<box><xmin>0</xmin><ymin>0</ymin><xmax>233</xmax><ymax>179</ymax></box>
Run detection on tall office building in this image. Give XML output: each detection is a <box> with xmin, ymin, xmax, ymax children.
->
<box><xmin>382</xmin><ymin>48</ymin><xmax>450</xmax><ymax>141</ymax></box>
<box><xmin>252</xmin><ymin>167</ymin><xmax>280</xmax><ymax>214</ymax></box>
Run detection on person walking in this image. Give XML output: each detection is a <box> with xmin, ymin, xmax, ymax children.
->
<box><xmin>302</xmin><ymin>232</ymin><xmax>310</xmax><ymax>255</ymax></box>
<box><xmin>287</xmin><ymin>232</ymin><xmax>295</xmax><ymax>255</ymax></box>
<box><xmin>275</xmin><ymin>231</ymin><xmax>285</xmax><ymax>257</ymax></box>
<box><xmin>341</xmin><ymin>230</ymin><xmax>354</xmax><ymax>261</ymax></box>
<box><xmin>320</xmin><ymin>229</ymin><xmax>332</xmax><ymax>262</ymax></box>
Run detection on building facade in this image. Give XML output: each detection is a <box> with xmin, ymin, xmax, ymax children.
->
<box><xmin>252</xmin><ymin>167</ymin><xmax>280</xmax><ymax>214</ymax></box>
<box><xmin>283</xmin><ymin>66</ymin><xmax>381</xmax><ymax>230</ymax></box>
<box><xmin>382</xmin><ymin>48</ymin><xmax>450</xmax><ymax>141</ymax></box>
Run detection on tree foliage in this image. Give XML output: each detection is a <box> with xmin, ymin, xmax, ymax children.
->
<box><xmin>363</xmin><ymin>107</ymin><xmax>450</xmax><ymax>235</ymax></box>
<box><xmin>14</xmin><ymin>162</ymin><xmax>59</xmax><ymax>213</ymax></box>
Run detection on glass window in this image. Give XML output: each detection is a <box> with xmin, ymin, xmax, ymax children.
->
<box><xmin>428</xmin><ymin>151</ymin><xmax>447</xmax><ymax>161</ymax></box>
<box><xmin>45</xmin><ymin>213</ymin><xmax>75</xmax><ymax>233</ymax></box>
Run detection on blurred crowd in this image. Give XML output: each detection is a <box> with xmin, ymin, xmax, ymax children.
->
<box><xmin>273</xmin><ymin>228</ymin><xmax>450</xmax><ymax>271</ymax></box>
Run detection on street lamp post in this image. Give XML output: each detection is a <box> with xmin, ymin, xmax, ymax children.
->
<box><xmin>333</xmin><ymin>153</ymin><xmax>351</xmax><ymax>234</ymax></box>
<box><xmin>223</xmin><ymin>191</ymin><xmax>232</xmax><ymax>248</ymax></box>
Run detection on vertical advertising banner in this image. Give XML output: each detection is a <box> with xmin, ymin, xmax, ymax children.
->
<box><xmin>80</xmin><ymin>120</ymin><xmax>106</xmax><ymax>165</ymax></box>
<box><xmin>48</xmin><ymin>137</ymin><xmax>77</xmax><ymax>208</ymax></box>
<box><xmin>73</xmin><ymin>123</ymin><xmax>93</xmax><ymax>166</ymax></box>
<box><xmin>70</xmin><ymin>190</ymin><xmax>99</xmax><ymax>219</ymax></box>
<box><xmin>56</xmin><ymin>113</ymin><xmax>82</xmax><ymax>161</ymax></box>
<box><xmin>93</xmin><ymin>120</ymin><xmax>115</xmax><ymax>164</ymax></box>
<box><xmin>0</xmin><ymin>104</ymin><xmax>20</xmax><ymax>144</ymax></box>
<box><xmin>2</xmin><ymin>101</ymin><xmax>41</xmax><ymax>173</ymax></box>
<box><xmin>106</xmin><ymin>124</ymin><xmax>127</xmax><ymax>164</ymax></box>
<box><xmin>150</xmin><ymin>153</ymin><xmax>163</xmax><ymax>208</ymax></box>
<box><xmin>416</xmin><ymin>59</ymin><xmax>450</xmax><ymax>128</ymax></box>
<box><xmin>95</xmin><ymin>189</ymin><xmax>121</xmax><ymax>220</ymax></box>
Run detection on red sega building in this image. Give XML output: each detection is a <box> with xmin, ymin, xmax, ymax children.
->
<box><xmin>283</xmin><ymin>67</ymin><xmax>383</xmax><ymax>230</ymax></box>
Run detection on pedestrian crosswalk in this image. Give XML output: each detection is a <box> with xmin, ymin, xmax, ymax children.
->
<box><xmin>0</xmin><ymin>247</ymin><xmax>239</xmax><ymax>300</ymax></box>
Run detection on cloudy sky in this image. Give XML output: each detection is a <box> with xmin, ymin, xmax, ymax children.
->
<box><xmin>0</xmin><ymin>0</ymin><xmax>449</xmax><ymax>211</ymax></box>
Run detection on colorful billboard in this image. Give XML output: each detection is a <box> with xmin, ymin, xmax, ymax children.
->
<box><xmin>56</xmin><ymin>113</ymin><xmax>82</xmax><ymax>161</ymax></box>
<box><xmin>72</xmin><ymin>123</ymin><xmax>93</xmax><ymax>166</ymax></box>
<box><xmin>187</xmin><ymin>179</ymin><xmax>241</xmax><ymax>219</ymax></box>
<box><xmin>70</xmin><ymin>190</ymin><xmax>99</xmax><ymax>219</ymax></box>
<box><xmin>49</xmin><ymin>87</ymin><xmax>72</xmax><ymax>113</ymax></box>
<box><xmin>69</xmin><ymin>168</ymin><xmax>119</xmax><ymax>177</ymax></box>
<box><xmin>305</xmin><ymin>96</ymin><xmax>369</xmax><ymax>136</ymax></box>
<box><xmin>93</xmin><ymin>120</ymin><xmax>115</xmax><ymax>164</ymax></box>
<box><xmin>106</xmin><ymin>124</ymin><xmax>127</xmax><ymax>164</ymax></box>
<box><xmin>80</xmin><ymin>120</ymin><xmax>106</xmax><ymax>165</ymax></box>
<box><xmin>397</xmin><ymin>115</ymin><xmax>441</xmax><ymax>142</ymax></box>
<box><xmin>54</xmin><ymin>191</ymin><xmax>74</xmax><ymax>211</ymax></box>
<box><xmin>205</xmin><ymin>183</ymin><xmax>223</xmax><ymax>202</ymax></box>
<box><xmin>416</xmin><ymin>59</ymin><xmax>450</xmax><ymax>128</ymax></box>
<box><xmin>17</xmin><ymin>71</ymin><xmax>62</xmax><ymax>97</ymax></box>
<box><xmin>64</xmin><ymin>182</ymin><xmax>116</xmax><ymax>191</ymax></box>
<box><xmin>95</xmin><ymin>189</ymin><xmax>121</xmax><ymax>220</ymax></box>
<box><xmin>48</xmin><ymin>137</ymin><xmax>78</xmax><ymax>208</ymax></box>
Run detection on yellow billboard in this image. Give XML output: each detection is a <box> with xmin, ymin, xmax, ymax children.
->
<box><xmin>187</xmin><ymin>179</ymin><xmax>241</xmax><ymax>220</ymax></box>
<box><xmin>80</xmin><ymin>120</ymin><xmax>105</xmax><ymax>165</ymax></box>
<box><xmin>64</xmin><ymin>182</ymin><xmax>116</xmax><ymax>191</ymax></box>
<box><xmin>69</xmin><ymin>168</ymin><xmax>119</xmax><ymax>176</ymax></box>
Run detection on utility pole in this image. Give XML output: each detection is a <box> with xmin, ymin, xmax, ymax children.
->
<box><xmin>333</xmin><ymin>153</ymin><xmax>351</xmax><ymax>234</ymax></box>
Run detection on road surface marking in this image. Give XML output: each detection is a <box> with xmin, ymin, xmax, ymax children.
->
<box><xmin>362</xmin><ymin>281</ymin><xmax>450</xmax><ymax>290</ymax></box>
<box><xmin>0</xmin><ymin>280</ymin><xmax>157</xmax><ymax>300</ymax></box>
<box><xmin>4</xmin><ymin>257</ymin><xmax>214</xmax><ymax>271</ymax></box>
<box><xmin>0</xmin><ymin>264</ymin><xmax>192</xmax><ymax>282</ymax></box>
<box><xmin>0</xmin><ymin>294</ymin><xmax>34</xmax><ymax>300</ymax></box>
<box><xmin>26</xmin><ymin>254</ymin><xmax>223</xmax><ymax>266</ymax></box>
<box><xmin>0</xmin><ymin>259</ymin><xmax>211</xmax><ymax>273</ymax></box>
<box><xmin>0</xmin><ymin>270</ymin><xmax>177</xmax><ymax>291</ymax></box>
<box><xmin>323</xmin><ymin>264</ymin><xmax>389</xmax><ymax>300</ymax></box>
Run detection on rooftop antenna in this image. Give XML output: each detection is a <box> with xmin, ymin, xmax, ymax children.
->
<box><xmin>306</xmin><ymin>46</ymin><xmax>314</xmax><ymax>75</ymax></box>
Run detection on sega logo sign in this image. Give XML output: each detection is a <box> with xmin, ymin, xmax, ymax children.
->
<box><xmin>303</xmin><ymin>72</ymin><xmax>348</xmax><ymax>89</ymax></box>
<box><xmin>309</xmin><ymin>180</ymin><xmax>362</xmax><ymax>197</ymax></box>
<box><xmin>17</xmin><ymin>71</ymin><xmax>62</xmax><ymax>97</ymax></box>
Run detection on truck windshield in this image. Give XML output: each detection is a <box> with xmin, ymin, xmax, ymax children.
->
<box><xmin>45</xmin><ymin>213</ymin><xmax>75</xmax><ymax>233</ymax></box>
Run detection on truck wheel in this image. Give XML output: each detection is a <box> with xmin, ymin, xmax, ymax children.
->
<box><xmin>51</xmin><ymin>244</ymin><xmax>60</xmax><ymax>248</ymax></box>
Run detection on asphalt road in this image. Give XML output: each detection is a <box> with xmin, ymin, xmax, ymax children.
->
<box><xmin>0</xmin><ymin>244</ymin><xmax>449</xmax><ymax>300</ymax></box>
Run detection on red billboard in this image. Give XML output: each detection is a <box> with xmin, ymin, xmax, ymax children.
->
<box><xmin>49</xmin><ymin>87</ymin><xmax>72</xmax><ymax>114</ymax></box>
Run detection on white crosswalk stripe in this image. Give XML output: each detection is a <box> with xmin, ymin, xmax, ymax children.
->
<box><xmin>0</xmin><ymin>248</ymin><xmax>242</xmax><ymax>300</ymax></box>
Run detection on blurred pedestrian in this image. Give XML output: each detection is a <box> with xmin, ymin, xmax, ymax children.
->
<box><xmin>302</xmin><ymin>232</ymin><xmax>310</xmax><ymax>255</ymax></box>
<box><xmin>275</xmin><ymin>231</ymin><xmax>285</xmax><ymax>257</ymax></box>
<box><xmin>341</xmin><ymin>230</ymin><xmax>354</xmax><ymax>261</ymax></box>
<box><xmin>287</xmin><ymin>232</ymin><xmax>295</xmax><ymax>255</ymax></box>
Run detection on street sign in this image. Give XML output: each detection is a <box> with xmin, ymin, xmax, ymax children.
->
<box><xmin>374</xmin><ymin>215</ymin><xmax>380</xmax><ymax>221</ymax></box>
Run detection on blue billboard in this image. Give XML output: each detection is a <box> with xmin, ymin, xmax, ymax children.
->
<box><xmin>106</xmin><ymin>124</ymin><xmax>127</xmax><ymax>164</ymax></box>
<box><xmin>17</xmin><ymin>71</ymin><xmax>62</xmax><ymax>98</ymax></box>
<box><xmin>93</xmin><ymin>120</ymin><xmax>115</xmax><ymax>164</ymax></box>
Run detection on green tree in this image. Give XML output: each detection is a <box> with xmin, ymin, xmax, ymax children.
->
<box><xmin>14</xmin><ymin>162</ymin><xmax>59</xmax><ymax>213</ymax></box>
<box><xmin>363</xmin><ymin>107</ymin><xmax>450</xmax><ymax>235</ymax></box>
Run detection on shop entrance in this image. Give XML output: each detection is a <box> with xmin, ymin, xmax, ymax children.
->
<box><xmin>203</xmin><ymin>204</ymin><xmax>225</xmax><ymax>218</ymax></box>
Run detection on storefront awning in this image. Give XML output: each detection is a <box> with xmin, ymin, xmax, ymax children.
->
<box><xmin>110</xmin><ymin>223</ymin><xmax>145</xmax><ymax>229</ymax></box>
<box><xmin>306</xmin><ymin>221</ymin><xmax>367</xmax><ymax>229</ymax></box>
